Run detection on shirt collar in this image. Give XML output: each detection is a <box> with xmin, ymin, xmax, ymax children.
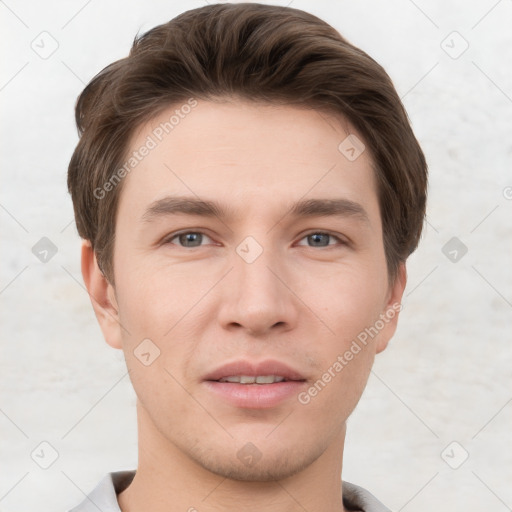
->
<box><xmin>69</xmin><ymin>470</ymin><xmax>390</xmax><ymax>512</ymax></box>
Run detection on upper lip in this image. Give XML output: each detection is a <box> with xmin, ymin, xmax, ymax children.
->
<box><xmin>204</xmin><ymin>359</ymin><xmax>306</xmax><ymax>382</ymax></box>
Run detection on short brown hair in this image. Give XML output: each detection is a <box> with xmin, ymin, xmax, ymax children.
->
<box><xmin>68</xmin><ymin>2</ymin><xmax>427</xmax><ymax>284</ymax></box>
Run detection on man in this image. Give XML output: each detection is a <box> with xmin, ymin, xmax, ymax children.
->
<box><xmin>67</xmin><ymin>3</ymin><xmax>427</xmax><ymax>511</ymax></box>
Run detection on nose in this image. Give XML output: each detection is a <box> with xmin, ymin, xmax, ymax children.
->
<box><xmin>217</xmin><ymin>240</ymin><xmax>299</xmax><ymax>337</ymax></box>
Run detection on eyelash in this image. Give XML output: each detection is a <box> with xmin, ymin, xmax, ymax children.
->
<box><xmin>162</xmin><ymin>230</ymin><xmax>348</xmax><ymax>249</ymax></box>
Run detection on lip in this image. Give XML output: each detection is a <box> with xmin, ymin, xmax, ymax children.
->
<box><xmin>203</xmin><ymin>380</ymin><xmax>307</xmax><ymax>409</ymax></box>
<box><xmin>202</xmin><ymin>359</ymin><xmax>307</xmax><ymax>409</ymax></box>
<box><xmin>203</xmin><ymin>359</ymin><xmax>306</xmax><ymax>382</ymax></box>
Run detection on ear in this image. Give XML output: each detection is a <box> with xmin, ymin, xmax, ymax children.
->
<box><xmin>81</xmin><ymin>240</ymin><xmax>123</xmax><ymax>350</ymax></box>
<box><xmin>375</xmin><ymin>262</ymin><xmax>407</xmax><ymax>354</ymax></box>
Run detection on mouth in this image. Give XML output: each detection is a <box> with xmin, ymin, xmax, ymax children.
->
<box><xmin>203</xmin><ymin>359</ymin><xmax>307</xmax><ymax>383</ymax></box>
<box><xmin>213</xmin><ymin>375</ymin><xmax>305</xmax><ymax>384</ymax></box>
<box><xmin>203</xmin><ymin>360</ymin><xmax>308</xmax><ymax>408</ymax></box>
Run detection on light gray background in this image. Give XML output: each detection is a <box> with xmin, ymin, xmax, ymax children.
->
<box><xmin>1</xmin><ymin>1</ymin><xmax>511</xmax><ymax>511</ymax></box>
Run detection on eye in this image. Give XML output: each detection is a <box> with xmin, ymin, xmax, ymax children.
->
<box><xmin>296</xmin><ymin>231</ymin><xmax>347</xmax><ymax>248</ymax></box>
<box><xmin>164</xmin><ymin>231</ymin><xmax>214</xmax><ymax>248</ymax></box>
<box><xmin>162</xmin><ymin>230</ymin><xmax>347</xmax><ymax>249</ymax></box>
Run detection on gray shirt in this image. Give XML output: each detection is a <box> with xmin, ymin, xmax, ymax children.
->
<box><xmin>69</xmin><ymin>470</ymin><xmax>391</xmax><ymax>512</ymax></box>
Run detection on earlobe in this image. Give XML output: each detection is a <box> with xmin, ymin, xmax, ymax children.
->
<box><xmin>375</xmin><ymin>262</ymin><xmax>407</xmax><ymax>354</ymax></box>
<box><xmin>81</xmin><ymin>240</ymin><xmax>123</xmax><ymax>349</ymax></box>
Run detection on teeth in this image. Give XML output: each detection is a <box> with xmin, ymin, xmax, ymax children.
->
<box><xmin>218</xmin><ymin>375</ymin><xmax>287</xmax><ymax>384</ymax></box>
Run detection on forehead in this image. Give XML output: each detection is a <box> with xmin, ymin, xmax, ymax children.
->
<box><xmin>117</xmin><ymin>99</ymin><xmax>379</xmax><ymax>223</ymax></box>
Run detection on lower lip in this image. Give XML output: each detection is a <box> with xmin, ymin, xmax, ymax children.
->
<box><xmin>203</xmin><ymin>380</ymin><xmax>307</xmax><ymax>409</ymax></box>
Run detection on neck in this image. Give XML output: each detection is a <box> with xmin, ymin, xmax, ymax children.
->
<box><xmin>118</xmin><ymin>400</ymin><xmax>349</xmax><ymax>512</ymax></box>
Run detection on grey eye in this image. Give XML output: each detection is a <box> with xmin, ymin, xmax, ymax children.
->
<box><xmin>306</xmin><ymin>233</ymin><xmax>331</xmax><ymax>247</ymax></box>
<box><xmin>297</xmin><ymin>232</ymin><xmax>344</xmax><ymax>248</ymax></box>
<box><xmin>166</xmin><ymin>231</ymin><xmax>213</xmax><ymax>247</ymax></box>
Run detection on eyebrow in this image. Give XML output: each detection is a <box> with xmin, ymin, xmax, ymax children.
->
<box><xmin>141</xmin><ymin>195</ymin><xmax>370</xmax><ymax>224</ymax></box>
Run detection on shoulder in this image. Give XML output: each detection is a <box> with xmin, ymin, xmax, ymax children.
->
<box><xmin>342</xmin><ymin>480</ymin><xmax>392</xmax><ymax>512</ymax></box>
<box><xmin>67</xmin><ymin>470</ymin><xmax>135</xmax><ymax>512</ymax></box>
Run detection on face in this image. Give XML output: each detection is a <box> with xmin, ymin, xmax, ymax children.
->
<box><xmin>84</xmin><ymin>99</ymin><xmax>406</xmax><ymax>481</ymax></box>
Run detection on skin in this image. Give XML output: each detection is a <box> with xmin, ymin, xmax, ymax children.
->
<box><xmin>82</xmin><ymin>99</ymin><xmax>406</xmax><ymax>512</ymax></box>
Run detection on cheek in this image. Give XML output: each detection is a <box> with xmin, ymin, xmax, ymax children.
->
<box><xmin>125</xmin><ymin>359</ymin><xmax>194</xmax><ymax>425</ymax></box>
<box><xmin>296</xmin><ymin>343</ymin><xmax>375</xmax><ymax>426</ymax></box>
<box><xmin>308</xmin><ymin>264</ymin><xmax>387</xmax><ymax>333</ymax></box>
<box><xmin>302</xmin><ymin>264</ymin><xmax>386</xmax><ymax>389</ymax></box>
<box><xmin>114</xmin><ymin>260</ymin><xmax>183</xmax><ymax>336</ymax></box>
<box><xmin>114</xmin><ymin>262</ymin><xmax>212</xmax><ymax>385</ymax></box>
